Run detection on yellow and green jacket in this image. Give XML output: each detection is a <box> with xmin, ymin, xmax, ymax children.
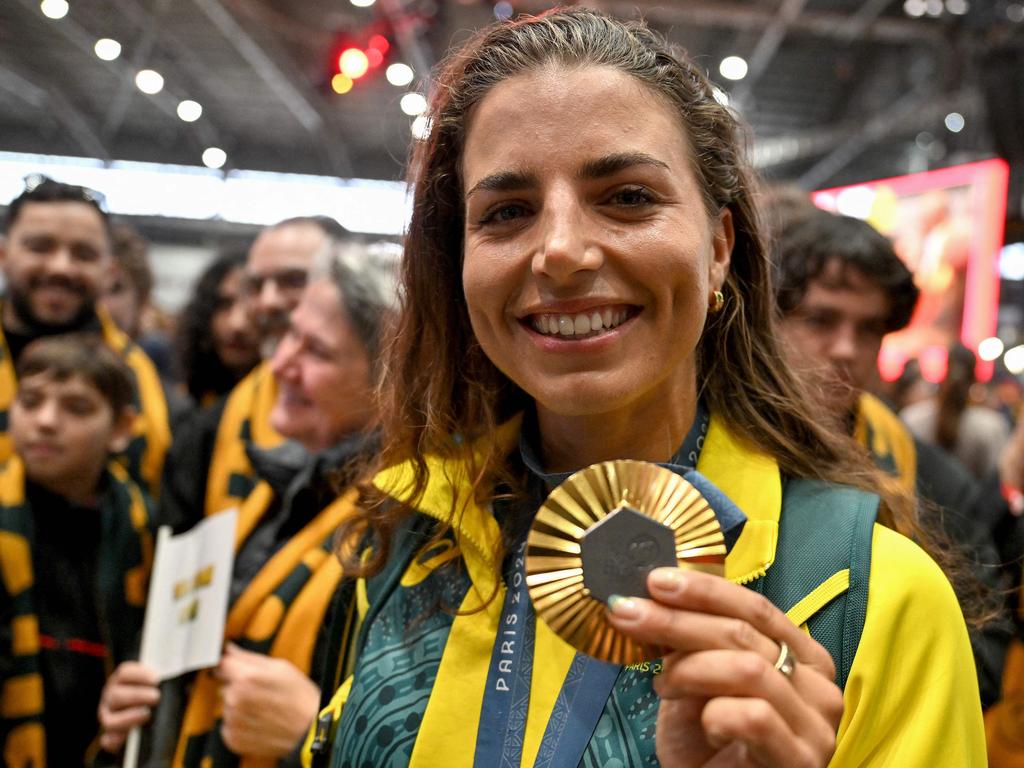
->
<box><xmin>0</xmin><ymin>457</ymin><xmax>152</xmax><ymax>768</ymax></box>
<box><xmin>0</xmin><ymin>307</ymin><xmax>171</xmax><ymax>498</ymax></box>
<box><xmin>309</xmin><ymin>415</ymin><xmax>986</xmax><ymax>767</ymax></box>
<box><xmin>854</xmin><ymin>391</ymin><xmax>917</xmax><ymax>496</ymax></box>
<box><xmin>173</xmin><ymin>477</ymin><xmax>358</xmax><ymax>768</ymax></box>
<box><xmin>204</xmin><ymin>362</ymin><xmax>284</xmax><ymax>517</ymax></box>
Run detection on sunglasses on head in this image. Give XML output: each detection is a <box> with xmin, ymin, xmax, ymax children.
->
<box><xmin>22</xmin><ymin>174</ymin><xmax>108</xmax><ymax>211</ymax></box>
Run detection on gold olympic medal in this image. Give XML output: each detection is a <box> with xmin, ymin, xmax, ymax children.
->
<box><xmin>525</xmin><ymin>460</ymin><xmax>725</xmax><ymax>665</ymax></box>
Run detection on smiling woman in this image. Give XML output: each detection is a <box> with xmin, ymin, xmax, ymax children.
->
<box><xmin>461</xmin><ymin>67</ymin><xmax>730</xmax><ymax>468</ymax></box>
<box><xmin>310</xmin><ymin>8</ymin><xmax>987</xmax><ymax>768</ymax></box>
<box><xmin>95</xmin><ymin>242</ymin><xmax>398</xmax><ymax>766</ymax></box>
<box><xmin>267</xmin><ymin>261</ymin><xmax>377</xmax><ymax>452</ymax></box>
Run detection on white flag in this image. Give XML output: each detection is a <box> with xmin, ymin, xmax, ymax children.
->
<box><xmin>137</xmin><ymin>507</ymin><xmax>237</xmax><ymax>679</ymax></box>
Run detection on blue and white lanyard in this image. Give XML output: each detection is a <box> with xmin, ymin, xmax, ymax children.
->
<box><xmin>472</xmin><ymin>401</ymin><xmax>727</xmax><ymax>768</ymax></box>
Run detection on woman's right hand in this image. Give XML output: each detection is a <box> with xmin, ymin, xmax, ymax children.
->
<box><xmin>97</xmin><ymin>661</ymin><xmax>161</xmax><ymax>753</ymax></box>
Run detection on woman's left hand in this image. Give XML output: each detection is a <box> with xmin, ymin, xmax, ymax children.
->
<box><xmin>606</xmin><ymin>567</ymin><xmax>844</xmax><ymax>768</ymax></box>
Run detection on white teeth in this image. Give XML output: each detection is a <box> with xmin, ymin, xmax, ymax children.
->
<box><xmin>531</xmin><ymin>308</ymin><xmax>630</xmax><ymax>338</ymax></box>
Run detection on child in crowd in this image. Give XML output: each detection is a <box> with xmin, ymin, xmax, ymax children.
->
<box><xmin>0</xmin><ymin>334</ymin><xmax>153</xmax><ymax>766</ymax></box>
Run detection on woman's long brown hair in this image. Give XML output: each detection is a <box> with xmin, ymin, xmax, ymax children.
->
<box><xmin>335</xmin><ymin>7</ymin><xmax>985</xmax><ymax>624</ymax></box>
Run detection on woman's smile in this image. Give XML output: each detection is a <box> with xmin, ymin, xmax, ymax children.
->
<box><xmin>525</xmin><ymin>304</ymin><xmax>636</xmax><ymax>338</ymax></box>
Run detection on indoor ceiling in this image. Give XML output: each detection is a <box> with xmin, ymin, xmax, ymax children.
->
<box><xmin>0</xmin><ymin>0</ymin><xmax>1021</xmax><ymax>195</ymax></box>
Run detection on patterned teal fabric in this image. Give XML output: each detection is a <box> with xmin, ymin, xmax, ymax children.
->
<box><xmin>580</xmin><ymin>667</ymin><xmax>660</xmax><ymax>767</ymax></box>
<box><xmin>328</xmin><ymin>522</ymin><xmax>664</xmax><ymax>768</ymax></box>
<box><xmin>331</xmin><ymin>533</ymin><xmax>469</xmax><ymax>767</ymax></box>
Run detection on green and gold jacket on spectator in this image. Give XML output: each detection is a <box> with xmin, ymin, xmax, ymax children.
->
<box><xmin>174</xmin><ymin>481</ymin><xmax>358</xmax><ymax>768</ymax></box>
<box><xmin>854</xmin><ymin>392</ymin><xmax>917</xmax><ymax>496</ymax></box>
<box><xmin>0</xmin><ymin>457</ymin><xmax>152</xmax><ymax>767</ymax></box>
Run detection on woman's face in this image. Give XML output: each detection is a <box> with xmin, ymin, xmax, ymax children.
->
<box><xmin>268</xmin><ymin>278</ymin><xmax>375</xmax><ymax>452</ymax></box>
<box><xmin>461</xmin><ymin>66</ymin><xmax>732</xmax><ymax>421</ymax></box>
<box><xmin>211</xmin><ymin>266</ymin><xmax>259</xmax><ymax>375</ymax></box>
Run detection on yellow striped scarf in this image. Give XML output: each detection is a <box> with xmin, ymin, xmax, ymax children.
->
<box><xmin>0</xmin><ymin>458</ymin><xmax>151</xmax><ymax>767</ymax></box>
<box><xmin>174</xmin><ymin>485</ymin><xmax>358</xmax><ymax>768</ymax></box>
<box><xmin>205</xmin><ymin>362</ymin><xmax>284</xmax><ymax>517</ymax></box>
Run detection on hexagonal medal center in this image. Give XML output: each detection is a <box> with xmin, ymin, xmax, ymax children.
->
<box><xmin>579</xmin><ymin>506</ymin><xmax>677</xmax><ymax>603</ymax></box>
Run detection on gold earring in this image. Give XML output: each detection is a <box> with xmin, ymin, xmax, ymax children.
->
<box><xmin>709</xmin><ymin>290</ymin><xmax>725</xmax><ymax>313</ymax></box>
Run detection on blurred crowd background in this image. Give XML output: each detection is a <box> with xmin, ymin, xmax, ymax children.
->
<box><xmin>1</xmin><ymin>0</ymin><xmax>1022</xmax><ymax>413</ymax></box>
<box><xmin>2</xmin><ymin>0</ymin><xmax>1024</xmax><ymax>765</ymax></box>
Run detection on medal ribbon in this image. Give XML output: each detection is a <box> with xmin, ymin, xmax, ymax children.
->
<box><xmin>473</xmin><ymin>402</ymin><xmax>742</xmax><ymax>768</ymax></box>
<box><xmin>473</xmin><ymin>538</ymin><xmax>536</xmax><ymax>767</ymax></box>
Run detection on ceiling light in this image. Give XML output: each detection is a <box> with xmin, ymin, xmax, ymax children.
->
<box><xmin>903</xmin><ymin>0</ymin><xmax>926</xmax><ymax>16</ymax></box>
<box><xmin>1000</xmin><ymin>242</ymin><xmax>1024</xmax><ymax>280</ymax></box>
<box><xmin>925</xmin><ymin>0</ymin><xmax>943</xmax><ymax>15</ymax></box>
<box><xmin>177</xmin><ymin>100</ymin><xmax>202</xmax><ymax>122</ymax></box>
<box><xmin>40</xmin><ymin>0</ymin><xmax>69</xmax><ymax>19</ymax></box>
<box><xmin>331</xmin><ymin>74</ymin><xmax>354</xmax><ymax>94</ymax></box>
<box><xmin>1005</xmin><ymin>345</ymin><xmax>1024</xmax><ymax>375</ymax></box>
<box><xmin>94</xmin><ymin>38</ymin><xmax>122</xmax><ymax>61</ymax></box>
<box><xmin>339</xmin><ymin>49</ymin><xmax>370</xmax><ymax>80</ymax></box>
<box><xmin>386</xmin><ymin>63</ymin><xmax>414</xmax><ymax>87</ymax></box>
<box><xmin>719</xmin><ymin>56</ymin><xmax>748</xmax><ymax>81</ymax></box>
<box><xmin>400</xmin><ymin>92</ymin><xmax>427</xmax><ymax>116</ymax></box>
<box><xmin>135</xmin><ymin>69</ymin><xmax>164</xmax><ymax>95</ymax></box>
<box><xmin>202</xmin><ymin>147</ymin><xmax>227</xmax><ymax>170</ymax></box>
<box><xmin>351</xmin><ymin>0</ymin><xmax>376</xmax><ymax>6</ymax></box>
<box><xmin>944</xmin><ymin>112</ymin><xmax>965</xmax><ymax>132</ymax></box>
<box><xmin>978</xmin><ymin>337</ymin><xmax>1005</xmax><ymax>362</ymax></box>
<box><xmin>1007</xmin><ymin>2</ymin><xmax>1024</xmax><ymax>21</ymax></box>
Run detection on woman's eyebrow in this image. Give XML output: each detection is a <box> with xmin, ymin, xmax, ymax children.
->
<box><xmin>465</xmin><ymin>169</ymin><xmax>540</xmax><ymax>199</ymax></box>
<box><xmin>579</xmin><ymin>152</ymin><xmax>670</xmax><ymax>179</ymax></box>
<box><xmin>464</xmin><ymin>153</ymin><xmax>669</xmax><ymax>200</ymax></box>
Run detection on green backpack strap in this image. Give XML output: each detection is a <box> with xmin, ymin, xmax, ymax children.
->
<box><xmin>750</xmin><ymin>477</ymin><xmax>878</xmax><ymax>690</ymax></box>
